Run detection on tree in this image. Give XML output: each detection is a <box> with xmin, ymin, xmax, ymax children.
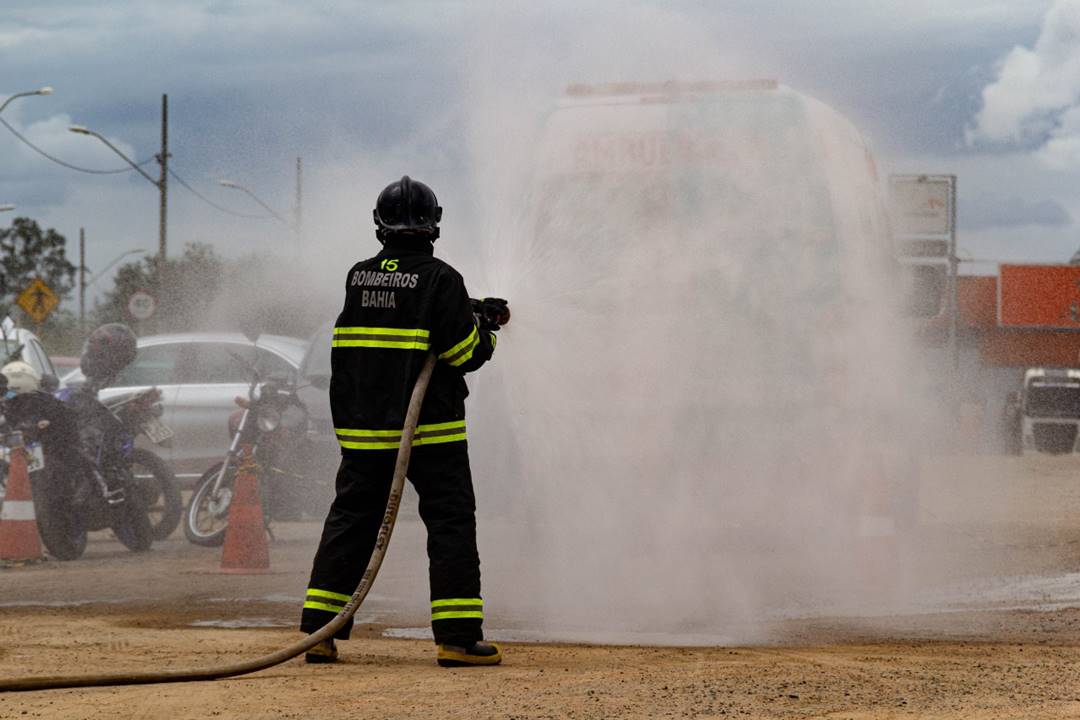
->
<box><xmin>94</xmin><ymin>242</ymin><xmax>225</xmax><ymax>333</ymax></box>
<box><xmin>0</xmin><ymin>217</ymin><xmax>77</xmax><ymax>322</ymax></box>
<box><xmin>95</xmin><ymin>242</ymin><xmax>329</xmax><ymax>340</ymax></box>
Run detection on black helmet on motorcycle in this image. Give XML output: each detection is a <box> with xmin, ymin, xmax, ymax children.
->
<box><xmin>80</xmin><ymin>323</ymin><xmax>138</xmax><ymax>381</ymax></box>
<box><xmin>373</xmin><ymin>176</ymin><xmax>442</xmax><ymax>242</ymax></box>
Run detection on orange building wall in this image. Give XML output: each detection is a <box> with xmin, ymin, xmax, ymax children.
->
<box><xmin>932</xmin><ymin>274</ymin><xmax>1080</xmax><ymax>368</ymax></box>
<box><xmin>999</xmin><ymin>264</ymin><xmax>1080</xmax><ymax>329</ymax></box>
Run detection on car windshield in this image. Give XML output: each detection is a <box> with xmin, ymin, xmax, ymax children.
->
<box><xmin>1026</xmin><ymin>383</ymin><xmax>1080</xmax><ymax>418</ymax></box>
<box><xmin>0</xmin><ymin>338</ymin><xmax>24</xmax><ymax>365</ymax></box>
<box><xmin>301</xmin><ymin>325</ymin><xmax>332</xmax><ymax>381</ymax></box>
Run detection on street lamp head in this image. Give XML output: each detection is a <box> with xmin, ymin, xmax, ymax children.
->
<box><xmin>0</xmin><ymin>204</ymin><xmax>15</xmax><ymax>213</ymax></box>
<box><xmin>84</xmin><ymin>248</ymin><xmax>150</xmax><ymax>289</ymax></box>
<box><xmin>0</xmin><ymin>86</ymin><xmax>54</xmax><ymax>114</ymax></box>
<box><xmin>218</xmin><ymin>178</ymin><xmax>288</xmax><ymax>225</ymax></box>
<box><xmin>68</xmin><ymin>125</ymin><xmax>92</xmax><ymax>135</ymax></box>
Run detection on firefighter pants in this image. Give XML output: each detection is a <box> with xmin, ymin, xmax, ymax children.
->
<box><xmin>299</xmin><ymin>442</ymin><xmax>484</xmax><ymax>646</ymax></box>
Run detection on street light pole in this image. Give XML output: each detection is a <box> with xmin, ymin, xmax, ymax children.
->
<box><xmin>0</xmin><ymin>86</ymin><xmax>52</xmax><ymax>115</ymax></box>
<box><xmin>69</xmin><ymin>94</ymin><xmax>168</xmax><ymax>262</ymax></box>
<box><xmin>220</xmin><ymin>159</ymin><xmax>303</xmax><ymax>248</ymax></box>
<box><xmin>218</xmin><ymin>179</ymin><xmax>290</xmax><ymax>225</ymax></box>
<box><xmin>78</xmin><ymin>231</ymin><xmax>146</xmax><ymax>335</ymax></box>
<box><xmin>85</xmin><ymin>249</ymin><xmax>147</xmax><ymax>288</ymax></box>
<box><xmin>69</xmin><ymin>126</ymin><xmax>159</xmax><ymax>185</ymax></box>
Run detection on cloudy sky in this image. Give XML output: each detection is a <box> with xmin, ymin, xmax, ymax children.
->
<box><xmin>2</xmin><ymin>0</ymin><xmax>1079</xmax><ymax>300</ymax></box>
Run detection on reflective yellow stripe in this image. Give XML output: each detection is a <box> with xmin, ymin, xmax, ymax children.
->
<box><xmin>336</xmin><ymin>434</ymin><xmax>467</xmax><ymax>450</ymax></box>
<box><xmin>431</xmin><ymin>598</ymin><xmax>483</xmax><ymax>608</ymax></box>
<box><xmin>335</xmin><ymin>327</ymin><xmax>430</xmax><ymax>338</ymax></box>
<box><xmin>431</xmin><ymin>598</ymin><xmax>484</xmax><ymax>621</ymax></box>
<box><xmin>431</xmin><ymin>610</ymin><xmax>484</xmax><ymax>621</ymax></box>
<box><xmin>338</xmin><ymin>439</ymin><xmax>401</xmax><ymax>450</ymax></box>
<box><xmin>307</xmin><ymin>588</ymin><xmax>352</xmax><ymax>603</ymax></box>
<box><xmin>303</xmin><ymin>600</ymin><xmax>345</xmax><ymax>614</ymax></box>
<box><xmin>439</xmin><ymin>326</ymin><xmax>480</xmax><ymax>367</ymax></box>
<box><xmin>336</xmin><ymin>421</ymin><xmax>467</xmax><ymax>450</ymax></box>
<box><xmin>333</xmin><ymin>326</ymin><xmax>430</xmax><ymax>350</ymax></box>
<box><xmin>333</xmin><ymin>339</ymin><xmax>430</xmax><ymax>349</ymax></box>
<box><xmin>417</xmin><ymin>432</ymin><xmax>467</xmax><ymax>445</ymax></box>
<box><xmin>336</xmin><ymin>428</ymin><xmax>406</xmax><ymax>437</ymax></box>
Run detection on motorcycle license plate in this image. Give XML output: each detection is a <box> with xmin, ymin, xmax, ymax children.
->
<box><xmin>141</xmin><ymin>417</ymin><xmax>175</xmax><ymax>444</ymax></box>
<box><xmin>26</xmin><ymin>444</ymin><xmax>44</xmax><ymax>473</ymax></box>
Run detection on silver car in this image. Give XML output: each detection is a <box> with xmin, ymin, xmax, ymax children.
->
<box><xmin>63</xmin><ymin>333</ymin><xmax>308</xmax><ymax>480</ymax></box>
<box><xmin>0</xmin><ymin>326</ymin><xmax>60</xmax><ymax>384</ymax></box>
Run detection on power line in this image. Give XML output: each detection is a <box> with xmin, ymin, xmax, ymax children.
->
<box><xmin>0</xmin><ymin>115</ymin><xmax>155</xmax><ymax>175</ymax></box>
<box><xmin>166</xmin><ymin>166</ymin><xmax>273</xmax><ymax>219</ymax></box>
<box><xmin>2</xmin><ymin>108</ymin><xmax>277</xmax><ymax>221</ymax></box>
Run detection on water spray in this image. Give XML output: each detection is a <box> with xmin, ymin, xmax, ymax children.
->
<box><xmin>0</xmin><ymin>354</ymin><xmax>438</xmax><ymax>693</ymax></box>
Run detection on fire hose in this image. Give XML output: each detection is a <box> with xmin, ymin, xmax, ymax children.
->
<box><xmin>0</xmin><ymin>353</ymin><xmax>438</xmax><ymax>693</ymax></box>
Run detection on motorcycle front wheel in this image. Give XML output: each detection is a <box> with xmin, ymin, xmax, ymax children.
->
<box><xmin>185</xmin><ymin>457</ymin><xmax>275</xmax><ymax>547</ymax></box>
<box><xmin>184</xmin><ymin>462</ymin><xmax>234</xmax><ymax>547</ymax></box>
<box><xmin>131</xmin><ymin>448</ymin><xmax>182</xmax><ymax>541</ymax></box>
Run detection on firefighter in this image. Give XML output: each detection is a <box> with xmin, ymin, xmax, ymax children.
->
<box><xmin>300</xmin><ymin>176</ymin><xmax>507</xmax><ymax>667</ymax></box>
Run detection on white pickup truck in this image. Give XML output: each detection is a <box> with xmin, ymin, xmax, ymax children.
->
<box><xmin>1019</xmin><ymin>367</ymin><xmax>1080</xmax><ymax>455</ymax></box>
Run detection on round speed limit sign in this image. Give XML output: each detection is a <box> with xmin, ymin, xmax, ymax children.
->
<box><xmin>128</xmin><ymin>290</ymin><xmax>156</xmax><ymax>321</ymax></box>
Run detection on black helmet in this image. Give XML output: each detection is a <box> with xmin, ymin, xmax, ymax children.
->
<box><xmin>373</xmin><ymin>176</ymin><xmax>442</xmax><ymax>241</ymax></box>
<box><xmin>80</xmin><ymin>323</ymin><xmax>137</xmax><ymax>381</ymax></box>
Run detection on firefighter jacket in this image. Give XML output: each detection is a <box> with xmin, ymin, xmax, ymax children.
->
<box><xmin>329</xmin><ymin>237</ymin><xmax>495</xmax><ymax>452</ymax></box>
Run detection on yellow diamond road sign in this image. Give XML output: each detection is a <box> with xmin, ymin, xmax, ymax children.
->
<box><xmin>16</xmin><ymin>277</ymin><xmax>59</xmax><ymax>324</ymax></box>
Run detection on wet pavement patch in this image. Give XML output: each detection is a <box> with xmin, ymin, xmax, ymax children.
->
<box><xmin>189</xmin><ymin>617</ymin><xmax>293</xmax><ymax>629</ymax></box>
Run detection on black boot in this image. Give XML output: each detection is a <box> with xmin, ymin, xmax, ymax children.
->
<box><xmin>436</xmin><ymin>641</ymin><xmax>502</xmax><ymax>667</ymax></box>
<box><xmin>305</xmin><ymin>638</ymin><xmax>338</xmax><ymax>664</ymax></box>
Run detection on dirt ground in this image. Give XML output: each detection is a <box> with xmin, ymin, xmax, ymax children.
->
<box><xmin>2</xmin><ymin>454</ymin><xmax>1080</xmax><ymax>718</ymax></box>
<box><xmin>2</xmin><ymin>608</ymin><xmax>1080</xmax><ymax>719</ymax></box>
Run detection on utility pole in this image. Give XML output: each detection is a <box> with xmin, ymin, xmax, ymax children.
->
<box><xmin>295</xmin><ymin>155</ymin><xmax>303</xmax><ymax>245</ymax></box>
<box><xmin>68</xmin><ymin>95</ymin><xmax>169</xmax><ymax>331</ymax></box>
<box><xmin>157</xmin><ymin>93</ymin><xmax>168</xmax><ymax>260</ymax></box>
<box><xmin>156</xmin><ymin>94</ymin><xmax>168</xmax><ymax>335</ymax></box>
<box><xmin>79</xmin><ymin>227</ymin><xmax>86</xmax><ymax>335</ymax></box>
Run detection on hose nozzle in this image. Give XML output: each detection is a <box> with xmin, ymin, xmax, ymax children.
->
<box><xmin>470</xmin><ymin>297</ymin><xmax>510</xmax><ymax>331</ymax></box>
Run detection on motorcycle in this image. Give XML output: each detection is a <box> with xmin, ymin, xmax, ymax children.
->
<box><xmin>1</xmin><ymin>380</ymin><xmax>154</xmax><ymax>560</ymax></box>
<box><xmin>184</xmin><ymin>354</ymin><xmax>333</xmax><ymax>546</ymax></box>
<box><xmin>99</xmin><ymin>387</ymin><xmax>182</xmax><ymax>541</ymax></box>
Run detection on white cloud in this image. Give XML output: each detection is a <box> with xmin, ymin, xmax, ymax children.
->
<box><xmin>19</xmin><ymin>114</ymin><xmax>140</xmax><ymax>170</ymax></box>
<box><xmin>0</xmin><ymin>27</ymin><xmax>48</xmax><ymax>50</ymax></box>
<box><xmin>968</xmin><ymin>0</ymin><xmax>1080</xmax><ymax>149</ymax></box>
<box><xmin>0</xmin><ymin>107</ymin><xmax>141</xmax><ymax>186</ymax></box>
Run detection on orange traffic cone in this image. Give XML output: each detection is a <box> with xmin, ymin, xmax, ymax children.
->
<box><xmin>0</xmin><ymin>433</ymin><xmax>44</xmax><ymax>562</ymax></box>
<box><xmin>219</xmin><ymin>444</ymin><xmax>270</xmax><ymax>574</ymax></box>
